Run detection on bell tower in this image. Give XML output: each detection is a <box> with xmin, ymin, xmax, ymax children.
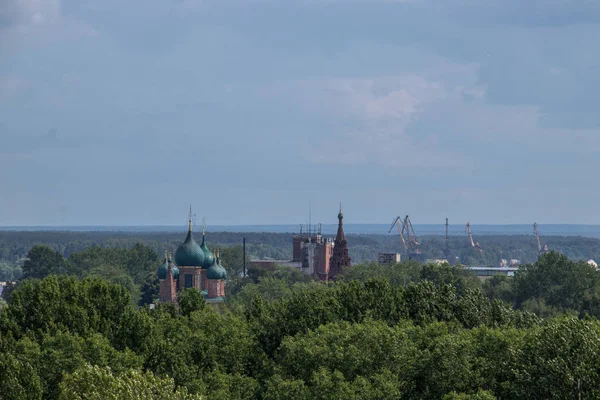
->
<box><xmin>329</xmin><ymin>203</ymin><xmax>351</xmax><ymax>279</ymax></box>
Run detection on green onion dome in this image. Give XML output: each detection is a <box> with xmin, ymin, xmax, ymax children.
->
<box><xmin>206</xmin><ymin>257</ymin><xmax>227</xmax><ymax>280</ymax></box>
<box><xmin>200</xmin><ymin>235</ymin><xmax>215</xmax><ymax>269</ymax></box>
<box><xmin>157</xmin><ymin>256</ymin><xmax>179</xmax><ymax>280</ymax></box>
<box><xmin>174</xmin><ymin>226</ymin><xmax>205</xmax><ymax>267</ymax></box>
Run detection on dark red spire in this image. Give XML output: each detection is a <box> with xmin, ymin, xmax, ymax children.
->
<box><xmin>329</xmin><ymin>203</ymin><xmax>351</xmax><ymax>279</ymax></box>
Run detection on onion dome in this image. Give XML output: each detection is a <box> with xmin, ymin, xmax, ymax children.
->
<box><xmin>157</xmin><ymin>252</ymin><xmax>179</xmax><ymax>280</ymax></box>
<box><xmin>206</xmin><ymin>251</ymin><xmax>227</xmax><ymax>280</ymax></box>
<box><xmin>157</xmin><ymin>258</ymin><xmax>168</xmax><ymax>280</ymax></box>
<box><xmin>200</xmin><ymin>234</ymin><xmax>215</xmax><ymax>269</ymax></box>
<box><xmin>174</xmin><ymin>216</ymin><xmax>205</xmax><ymax>267</ymax></box>
<box><xmin>169</xmin><ymin>254</ymin><xmax>179</xmax><ymax>280</ymax></box>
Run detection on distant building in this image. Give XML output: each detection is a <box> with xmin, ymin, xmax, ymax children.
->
<box><xmin>157</xmin><ymin>210</ymin><xmax>226</xmax><ymax>304</ymax></box>
<box><xmin>378</xmin><ymin>253</ymin><xmax>401</xmax><ymax>264</ymax></box>
<box><xmin>292</xmin><ymin>225</ymin><xmax>334</xmax><ymax>281</ymax></box>
<box><xmin>425</xmin><ymin>259</ymin><xmax>449</xmax><ymax>265</ymax></box>
<box><xmin>252</xmin><ymin>206</ymin><xmax>351</xmax><ymax>281</ymax></box>
<box><xmin>469</xmin><ymin>266</ymin><xmax>519</xmax><ymax>280</ymax></box>
<box><xmin>329</xmin><ymin>205</ymin><xmax>351</xmax><ymax>280</ymax></box>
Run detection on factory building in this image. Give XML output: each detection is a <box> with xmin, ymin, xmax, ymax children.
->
<box><xmin>251</xmin><ymin>206</ymin><xmax>351</xmax><ymax>281</ymax></box>
<box><xmin>378</xmin><ymin>253</ymin><xmax>401</xmax><ymax>264</ymax></box>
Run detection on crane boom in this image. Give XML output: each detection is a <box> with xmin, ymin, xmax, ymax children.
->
<box><xmin>466</xmin><ymin>222</ymin><xmax>483</xmax><ymax>254</ymax></box>
<box><xmin>533</xmin><ymin>223</ymin><xmax>542</xmax><ymax>253</ymax></box>
<box><xmin>403</xmin><ymin>215</ymin><xmax>421</xmax><ymax>254</ymax></box>
<box><xmin>533</xmin><ymin>223</ymin><xmax>548</xmax><ymax>255</ymax></box>
<box><xmin>388</xmin><ymin>216</ymin><xmax>408</xmax><ymax>253</ymax></box>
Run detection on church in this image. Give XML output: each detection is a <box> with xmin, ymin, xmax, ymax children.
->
<box><xmin>156</xmin><ymin>210</ymin><xmax>226</xmax><ymax>303</ymax></box>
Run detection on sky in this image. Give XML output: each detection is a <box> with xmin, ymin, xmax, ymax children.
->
<box><xmin>1</xmin><ymin>0</ymin><xmax>599</xmax><ymax>226</ymax></box>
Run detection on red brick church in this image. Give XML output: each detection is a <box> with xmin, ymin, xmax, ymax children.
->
<box><xmin>157</xmin><ymin>210</ymin><xmax>226</xmax><ymax>303</ymax></box>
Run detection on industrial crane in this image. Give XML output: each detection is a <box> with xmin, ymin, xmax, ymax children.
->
<box><xmin>388</xmin><ymin>216</ymin><xmax>408</xmax><ymax>254</ymax></box>
<box><xmin>466</xmin><ymin>222</ymin><xmax>483</xmax><ymax>254</ymax></box>
<box><xmin>388</xmin><ymin>215</ymin><xmax>422</xmax><ymax>261</ymax></box>
<box><xmin>403</xmin><ymin>215</ymin><xmax>421</xmax><ymax>254</ymax></box>
<box><xmin>533</xmin><ymin>223</ymin><xmax>549</xmax><ymax>255</ymax></box>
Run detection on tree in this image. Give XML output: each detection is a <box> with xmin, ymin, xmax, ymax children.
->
<box><xmin>126</xmin><ymin>243</ymin><xmax>160</xmax><ymax>284</ymax></box>
<box><xmin>178</xmin><ymin>289</ymin><xmax>206</xmax><ymax>317</ymax></box>
<box><xmin>22</xmin><ymin>245</ymin><xmax>69</xmax><ymax>279</ymax></box>
<box><xmin>512</xmin><ymin>317</ymin><xmax>600</xmax><ymax>399</ymax></box>
<box><xmin>514</xmin><ymin>252</ymin><xmax>600</xmax><ymax>316</ymax></box>
<box><xmin>0</xmin><ymin>262</ymin><xmax>15</xmax><ymax>281</ymax></box>
<box><xmin>139</xmin><ymin>272</ymin><xmax>160</xmax><ymax>306</ymax></box>
<box><xmin>0</xmin><ymin>347</ymin><xmax>42</xmax><ymax>400</ymax></box>
<box><xmin>58</xmin><ymin>364</ymin><xmax>203</xmax><ymax>400</ymax></box>
<box><xmin>442</xmin><ymin>390</ymin><xmax>496</xmax><ymax>400</ymax></box>
<box><xmin>3</xmin><ymin>275</ymin><xmax>132</xmax><ymax>340</ymax></box>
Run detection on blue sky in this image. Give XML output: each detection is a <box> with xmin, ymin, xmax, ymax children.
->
<box><xmin>1</xmin><ymin>0</ymin><xmax>599</xmax><ymax>226</ymax></box>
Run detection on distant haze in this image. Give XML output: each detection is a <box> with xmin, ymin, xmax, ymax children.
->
<box><xmin>1</xmin><ymin>1</ymin><xmax>599</xmax><ymax>225</ymax></box>
<box><xmin>1</xmin><ymin>224</ymin><xmax>600</xmax><ymax>240</ymax></box>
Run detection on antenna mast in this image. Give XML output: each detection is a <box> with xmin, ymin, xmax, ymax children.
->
<box><xmin>309</xmin><ymin>201</ymin><xmax>312</xmax><ymax>236</ymax></box>
<box><xmin>443</xmin><ymin>217</ymin><xmax>450</xmax><ymax>260</ymax></box>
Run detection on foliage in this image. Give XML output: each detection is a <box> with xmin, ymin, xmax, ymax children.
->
<box><xmin>58</xmin><ymin>364</ymin><xmax>203</xmax><ymax>400</ymax></box>
<box><xmin>22</xmin><ymin>246</ymin><xmax>70</xmax><ymax>280</ymax></box>
<box><xmin>178</xmin><ymin>288</ymin><xmax>206</xmax><ymax>317</ymax></box>
<box><xmin>4</xmin><ymin>237</ymin><xmax>600</xmax><ymax>399</ymax></box>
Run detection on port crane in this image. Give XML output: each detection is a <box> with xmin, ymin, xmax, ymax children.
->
<box><xmin>389</xmin><ymin>216</ymin><xmax>408</xmax><ymax>254</ymax></box>
<box><xmin>533</xmin><ymin>223</ymin><xmax>548</xmax><ymax>255</ymax></box>
<box><xmin>389</xmin><ymin>215</ymin><xmax>422</xmax><ymax>260</ymax></box>
<box><xmin>466</xmin><ymin>222</ymin><xmax>483</xmax><ymax>254</ymax></box>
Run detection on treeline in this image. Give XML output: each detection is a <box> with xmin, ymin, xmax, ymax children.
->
<box><xmin>2</xmin><ymin>264</ymin><xmax>600</xmax><ymax>398</ymax></box>
<box><xmin>340</xmin><ymin>252</ymin><xmax>600</xmax><ymax>319</ymax></box>
<box><xmin>0</xmin><ymin>231</ymin><xmax>289</xmax><ymax>266</ymax></box>
<box><xmin>1</xmin><ymin>243</ymin><xmax>248</xmax><ymax>307</ymax></box>
<box><xmin>1</xmin><ymin>231</ymin><xmax>600</xmax><ymax>270</ymax></box>
<box><xmin>3</xmin><ymin>248</ymin><xmax>600</xmax><ymax>398</ymax></box>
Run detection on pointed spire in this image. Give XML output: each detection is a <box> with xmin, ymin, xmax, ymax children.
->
<box><xmin>188</xmin><ymin>205</ymin><xmax>193</xmax><ymax>232</ymax></box>
<box><xmin>164</xmin><ymin>249</ymin><xmax>168</xmax><ymax>261</ymax></box>
<box><xmin>202</xmin><ymin>217</ymin><xmax>206</xmax><ymax>238</ymax></box>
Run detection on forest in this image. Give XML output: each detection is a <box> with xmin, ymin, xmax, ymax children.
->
<box><xmin>1</xmin><ymin>230</ymin><xmax>600</xmax><ymax>282</ymax></box>
<box><xmin>2</xmin><ymin>232</ymin><xmax>600</xmax><ymax>399</ymax></box>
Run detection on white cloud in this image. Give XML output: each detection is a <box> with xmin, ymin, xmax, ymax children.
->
<box><xmin>261</xmin><ymin>70</ymin><xmax>472</xmax><ymax>169</ymax></box>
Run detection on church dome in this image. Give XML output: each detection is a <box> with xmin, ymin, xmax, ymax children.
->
<box><xmin>206</xmin><ymin>258</ymin><xmax>227</xmax><ymax>280</ymax></box>
<box><xmin>200</xmin><ymin>235</ymin><xmax>215</xmax><ymax>269</ymax></box>
<box><xmin>157</xmin><ymin>257</ymin><xmax>179</xmax><ymax>280</ymax></box>
<box><xmin>174</xmin><ymin>229</ymin><xmax>205</xmax><ymax>267</ymax></box>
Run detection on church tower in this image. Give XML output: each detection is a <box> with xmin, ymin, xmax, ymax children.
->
<box><xmin>329</xmin><ymin>204</ymin><xmax>351</xmax><ymax>279</ymax></box>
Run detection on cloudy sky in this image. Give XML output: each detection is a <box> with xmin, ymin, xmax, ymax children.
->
<box><xmin>1</xmin><ymin>0</ymin><xmax>599</xmax><ymax>226</ymax></box>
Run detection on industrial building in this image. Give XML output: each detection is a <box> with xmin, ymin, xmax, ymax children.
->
<box><xmin>378</xmin><ymin>253</ymin><xmax>401</xmax><ymax>264</ymax></box>
<box><xmin>251</xmin><ymin>206</ymin><xmax>351</xmax><ymax>281</ymax></box>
